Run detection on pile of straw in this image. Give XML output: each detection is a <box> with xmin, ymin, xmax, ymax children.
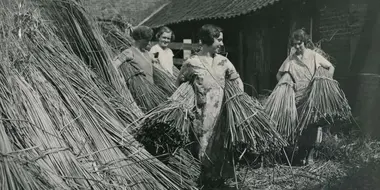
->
<box><xmin>0</xmin><ymin>1</ymin><xmax>197</xmax><ymax>189</ymax></box>
<box><xmin>298</xmin><ymin>67</ymin><xmax>352</xmax><ymax>132</ymax></box>
<box><xmin>223</xmin><ymin>80</ymin><xmax>288</xmax><ymax>154</ymax></box>
<box><xmin>0</xmin><ymin>70</ymin><xmax>70</xmax><ymax>190</ymax></box>
<box><xmin>264</xmin><ymin>74</ymin><xmax>298</xmax><ymax>144</ymax></box>
<box><xmin>37</xmin><ymin>0</ymin><xmax>144</xmax><ymax>122</ymax></box>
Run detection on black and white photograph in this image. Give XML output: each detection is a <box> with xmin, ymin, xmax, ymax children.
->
<box><xmin>0</xmin><ymin>0</ymin><xmax>379</xmax><ymax>189</ymax></box>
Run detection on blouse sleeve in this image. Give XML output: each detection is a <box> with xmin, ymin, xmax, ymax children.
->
<box><xmin>224</xmin><ymin>58</ymin><xmax>244</xmax><ymax>91</ymax></box>
<box><xmin>278</xmin><ymin>56</ymin><xmax>291</xmax><ymax>73</ymax></box>
<box><xmin>315</xmin><ymin>52</ymin><xmax>333</xmax><ymax>69</ymax></box>
<box><xmin>112</xmin><ymin>48</ymin><xmax>134</xmax><ymax>68</ymax></box>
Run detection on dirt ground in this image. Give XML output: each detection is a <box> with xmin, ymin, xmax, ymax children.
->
<box><xmin>232</xmin><ymin>133</ymin><xmax>380</xmax><ymax>190</ymax></box>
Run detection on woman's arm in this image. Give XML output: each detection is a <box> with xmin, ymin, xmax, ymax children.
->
<box><xmin>276</xmin><ymin>71</ymin><xmax>283</xmax><ymax>82</ymax></box>
<box><xmin>225</xmin><ymin>58</ymin><xmax>244</xmax><ymax>91</ymax></box>
<box><xmin>112</xmin><ymin>49</ymin><xmax>133</xmax><ymax>68</ymax></box>
<box><xmin>316</xmin><ymin>52</ymin><xmax>335</xmax><ymax>77</ymax></box>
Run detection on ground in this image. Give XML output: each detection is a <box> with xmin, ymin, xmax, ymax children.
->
<box><xmin>228</xmin><ymin>131</ymin><xmax>380</xmax><ymax>190</ymax></box>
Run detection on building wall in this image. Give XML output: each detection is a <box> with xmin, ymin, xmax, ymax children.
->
<box><xmin>318</xmin><ymin>0</ymin><xmax>380</xmax><ymax>138</ymax></box>
<box><xmin>317</xmin><ymin>0</ymin><xmax>369</xmax><ymax>78</ymax></box>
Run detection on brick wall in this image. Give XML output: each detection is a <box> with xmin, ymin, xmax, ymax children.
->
<box><xmin>318</xmin><ymin>0</ymin><xmax>380</xmax><ymax>137</ymax></box>
<box><xmin>317</xmin><ymin>0</ymin><xmax>369</xmax><ymax>77</ymax></box>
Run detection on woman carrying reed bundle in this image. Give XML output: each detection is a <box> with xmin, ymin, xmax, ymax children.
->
<box><xmin>276</xmin><ymin>29</ymin><xmax>335</xmax><ymax>165</ymax></box>
<box><xmin>176</xmin><ymin>24</ymin><xmax>244</xmax><ymax>188</ymax></box>
<box><xmin>112</xmin><ymin>26</ymin><xmax>168</xmax><ymax>112</ymax></box>
<box><xmin>136</xmin><ymin>82</ymin><xmax>200</xmax><ymax>182</ymax></box>
<box><xmin>298</xmin><ymin>67</ymin><xmax>352</xmax><ymax>133</ymax></box>
<box><xmin>137</xmin><ymin>82</ymin><xmax>196</xmax><ymax>154</ymax></box>
<box><xmin>264</xmin><ymin>73</ymin><xmax>298</xmax><ymax>144</ymax></box>
<box><xmin>223</xmin><ymin>79</ymin><xmax>288</xmax><ymax>154</ymax></box>
<box><xmin>113</xmin><ymin>25</ymin><xmax>156</xmax><ymax>82</ymax></box>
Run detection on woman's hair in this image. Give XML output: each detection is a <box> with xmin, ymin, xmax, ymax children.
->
<box><xmin>155</xmin><ymin>26</ymin><xmax>175</xmax><ymax>41</ymax></box>
<box><xmin>198</xmin><ymin>24</ymin><xmax>223</xmax><ymax>46</ymax></box>
<box><xmin>291</xmin><ymin>28</ymin><xmax>316</xmax><ymax>49</ymax></box>
<box><xmin>131</xmin><ymin>25</ymin><xmax>154</xmax><ymax>41</ymax></box>
<box><xmin>291</xmin><ymin>28</ymin><xmax>310</xmax><ymax>43</ymax></box>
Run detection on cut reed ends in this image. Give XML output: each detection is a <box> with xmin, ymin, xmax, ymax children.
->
<box><xmin>223</xmin><ymin>80</ymin><xmax>288</xmax><ymax>154</ymax></box>
<box><xmin>165</xmin><ymin>148</ymin><xmax>201</xmax><ymax>182</ymax></box>
<box><xmin>137</xmin><ymin>82</ymin><xmax>196</xmax><ymax>155</ymax></box>
<box><xmin>136</xmin><ymin>82</ymin><xmax>199</xmax><ymax>184</ymax></box>
<box><xmin>298</xmin><ymin>67</ymin><xmax>352</xmax><ymax>132</ymax></box>
<box><xmin>264</xmin><ymin>74</ymin><xmax>298</xmax><ymax>144</ymax></box>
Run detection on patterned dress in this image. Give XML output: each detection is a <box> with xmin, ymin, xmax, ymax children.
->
<box><xmin>176</xmin><ymin>53</ymin><xmax>243</xmax><ymax>182</ymax></box>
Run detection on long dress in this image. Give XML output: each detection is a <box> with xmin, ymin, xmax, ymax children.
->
<box><xmin>176</xmin><ymin>53</ymin><xmax>243</xmax><ymax>183</ymax></box>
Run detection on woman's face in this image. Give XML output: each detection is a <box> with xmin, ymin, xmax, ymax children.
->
<box><xmin>158</xmin><ymin>32</ymin><xmax>172</xmax><ymax>48</ymax></box>
<box><xmin>210</xmin><ymin>32</ymin><xmax>224</xmax><ymax>54</ymax></box>
<box><xmin>292</xmin><ymin>39</ymin><xmax>305</xmax><ymax>55</ymax></box>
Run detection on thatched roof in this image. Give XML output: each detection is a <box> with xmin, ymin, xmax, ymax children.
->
<box><xmin>83</xmin><ymin>0</ymin><xmax>169</xmax><ymax>25</ymax></box>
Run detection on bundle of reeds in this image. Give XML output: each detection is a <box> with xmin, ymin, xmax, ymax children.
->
<box><xmin>94</xmin><ymin>75</ymin><xmax>143</xmax><ymax>131</ymax></box>
<box><xmin>4</xmin><ymin>1</ymin><xmax>198</xmax><ymax>189</ymax></box>
<box><xmin>298</xmin><ymin>67</ymin><xmax>352</xmax><ymax>132</ymax></box>
<box><xmin>136</xmin><ymin>82</ymin><xmax>200</xmax><ymax>183</ymax></box>
<box><xmin>98</xmin><ymin>20</ymin><xmax>133</xmax><ymax>54</ymax></box>
<box><xmin>120</xmin><ymin>62</ymin><xmax>169</xmax><ymax>112</ymax></box>
<box><xmin>137</xmin><ymin>82</ymin><xmax>196</xmax><ymax>154</ymax></box>
<box><xmin>1</xmin><ymin>71</ymin><xmax>106</xmax><ymax>189</ymax></box>
<box><xmin>153</xmin><ymin>64</ymin><xmax>178</xmax><ymax>95</ymax></box>
<box><xmin>37</xmin><ymin>0</ymin><xmax>144</xmax><ymax>119</ymax></box>
<box><xmin>0</xmin><ymin>105</ymin><xmax>62</xmax><ymax>190</ymax></box>
<box><xmin>264</xmin><ymin>74</ymin><xmax>298</xmax><ymax>144</ymax></box>
<box><xmin>165</xmin><ymin>148</ymin><xmax>201</xmax><ymax>181</ymax></box>
<box><xmin>173</xmin><ymin>65</ymin><xmax>180</xmax><ymax>78</ymax></box>
<box><xmin>27</xmin><ymin>49</ymin><xmax>162</xmax><ymax>189</ymax></box>
<box><xmin>38</xmin><ymin>0</ymin><xmax>114</xmax><ymax>83</ymax></box>
<box><xmin>28</xmin><ymin>39</ymin><xmax>196</xmax><ymax>189</ymax></box>
<box><xmin>223</xmin><ymin>80</ymin><xmax>288</xmax><ymax>154</ymax></box>
<box><xmin>1</xmin><ymin>8</ymin><xmax>106</xmax><ymax>189</ymax></box>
